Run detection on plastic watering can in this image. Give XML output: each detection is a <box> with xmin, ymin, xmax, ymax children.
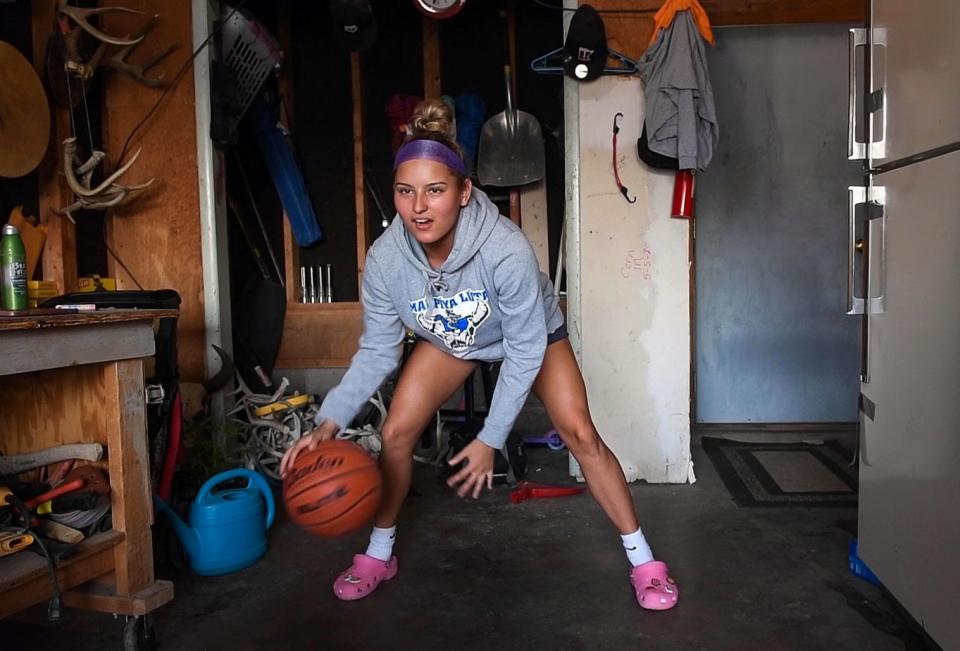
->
<box><xmin>155</xmin><ymin>468</ymin><xmax>275</xmax><ymax>576</ymax></box>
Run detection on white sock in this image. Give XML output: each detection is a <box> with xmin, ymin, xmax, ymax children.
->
<box><xmin>620</xmin><ymin>527</ymin><xmax>654</xmax><ymax>567</ymax></box>
<box><xmin>365</xmin><ymin>525</ymin><xmax>396</xmax><ymax>562</ymax></box>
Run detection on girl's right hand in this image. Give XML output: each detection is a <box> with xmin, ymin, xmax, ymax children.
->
<box><xmin>280</xmin><ymin>419</ymin><xmax>339</xmax><ymax>479</ymax></box>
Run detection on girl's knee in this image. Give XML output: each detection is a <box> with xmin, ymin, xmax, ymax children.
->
<box><xmin>380</xmin><ymin>421</ymin><xmax>420</xmax><ymax>454</ymax></box>
<box><xmin>558</xmin><ymin>421</ymin><xmax>603</xmax><ymax>462</ymax></box>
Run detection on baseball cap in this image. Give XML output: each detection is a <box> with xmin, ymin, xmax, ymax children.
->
<box><xmin>562</xmin><ymin>4</ymin><xmax>607</xmax><ymax>81</ymax></box>
<box><xmin>329</xmin><ymin>0</ymin><xmax>377</xmax><ymax>52</ymax></box>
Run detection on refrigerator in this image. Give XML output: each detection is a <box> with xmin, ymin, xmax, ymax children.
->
<box><xmin>848</xmin><ymin>1</ymin><xmax>960</xmax><ymax>649</ymax></box>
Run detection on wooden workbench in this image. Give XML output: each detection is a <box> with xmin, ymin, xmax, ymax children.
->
<box><xmin>0</xmin><ymin>309</ymin><xmax>176</xmax><ymax>620</ymax></box>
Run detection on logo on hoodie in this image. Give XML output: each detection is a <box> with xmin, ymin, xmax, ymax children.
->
<box><xmin>410</xmin><ymin>288</ymin><xmax>491</xmax><ymax>351</ymax></box>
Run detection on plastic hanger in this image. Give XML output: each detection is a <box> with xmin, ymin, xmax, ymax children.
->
<box><xmin>530</xmin><ymin>46</ymin><xmax>638</xmax><ymax>76</ymax></box>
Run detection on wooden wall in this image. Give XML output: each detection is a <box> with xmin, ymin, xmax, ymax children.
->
<box><xmin>100</xmin><ymin>1</ymin><xmax>206</xmax><ymax>382</ymax></box>
<box><xmin>591</xmin><ymin>0</ymin><xmax>866</xmax><ymax>59</ymax></box>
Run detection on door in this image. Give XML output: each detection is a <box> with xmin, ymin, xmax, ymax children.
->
<box><xmin>696</xmin><ymin>26</ymin><xmax>862</xmax><ymax>423</ymax></box>
<box><xmin>868</xmin><ymin>0</ymin><xmax>960</xmax><ymax>166</ymax></box>
<box><xmin>858</xmin><ymin>149</ymin><xmax>960</xmax><ymax>651</ymax></box>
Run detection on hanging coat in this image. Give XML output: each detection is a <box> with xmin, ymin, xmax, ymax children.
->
<box><xmin>636</xmin><ymin>10</ymin><xmax>718</xmax><ymax>171</ymax></box>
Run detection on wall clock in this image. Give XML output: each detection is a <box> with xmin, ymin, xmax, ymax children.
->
<box><xmin>413</xmin><ymin>0</ymin><xmax>468</xmax><ymax>19</ymax></box>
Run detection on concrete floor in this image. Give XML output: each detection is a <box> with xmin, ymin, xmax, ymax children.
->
<box><xmin>3</xmin><ymin>415</ymin><xmax>910</xmax><ymax>651</ymax></box>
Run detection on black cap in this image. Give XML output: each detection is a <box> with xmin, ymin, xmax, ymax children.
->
<box><xmin>329</xmin><ymin>0</ymin><xmax>377</xmax><ymax>52</ymax></box>
<box><xmin>563</xmin><ymin>4</ymin><xmax>607</xmax><ymax>81</ymax></box>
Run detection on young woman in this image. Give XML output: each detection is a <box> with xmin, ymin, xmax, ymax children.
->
<box><xmin>280</xmin><ymin>100</ymin><xmax>679</xmax><ymax>610</ymax></box>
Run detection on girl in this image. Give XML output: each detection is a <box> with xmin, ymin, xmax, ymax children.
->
<box><xmin>280</xmin><ymin>100</ymin><xmax>679</xmax><ymax>611</ymax></box>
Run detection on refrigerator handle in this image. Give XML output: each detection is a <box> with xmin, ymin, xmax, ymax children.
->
<box><xmin>847</xmin><ymin>186</ymin><xmax>866</xmax><ymax>315</ymax></box>
<box><xmin>848</xmin><ymin>28</ymin><xmax>868</xmax><ymax>160</ymax></box>
<box><xmin>868</xmin><ymin>28</ymin><xmax>888</xmax><ymax>160</ymax></box>
<box><xmin>866</xmin><ymin>186</ymin><xmax>887</xmax><ymax>315</ymax></box>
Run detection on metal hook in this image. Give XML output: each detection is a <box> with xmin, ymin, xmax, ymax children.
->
<box><xmin>612</xmin><ymin>113</ymin><xmax>636</xmax><ymax>204</ymax></box>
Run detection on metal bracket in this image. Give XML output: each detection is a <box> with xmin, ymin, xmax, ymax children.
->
<box><xmin>145</xmin><ymin>384</ymin><xmax>165</xmax><ymax>405</ymax></box>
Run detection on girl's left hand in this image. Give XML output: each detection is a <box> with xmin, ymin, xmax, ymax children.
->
<box><xmin>447</xmin><ymin>439</ymin><xmax>496</xmax><ymax>499</ymax></box>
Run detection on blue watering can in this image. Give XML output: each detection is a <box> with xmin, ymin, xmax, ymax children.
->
<box><xmin>155</xmin><ymin>468</ymin><xmax>275</xmax><ymax>576</ymax></box>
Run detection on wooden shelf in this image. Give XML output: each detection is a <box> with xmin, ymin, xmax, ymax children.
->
<box><xmin>286</xmin><ymin>301</ymin><xmax>362</xmax><ymax>313</ymax></box>
<box><xmin>0</xmin><ymin>531</ymin><xmax>122</xmax><ymax>619</ymax></box>
<box><xmin>0</xmin><ymin>530</ymin><xmax>173</xmax><ymax>619</ymax></box>
<box><xmin>0</xmin><ymin>315</ymin><xmax>170</xmax><ymax>621</ymax></box>
<box><xmin>276</xmin><ymin>301</ymin><xmax>364</xmax><ymax>368</ymax></box>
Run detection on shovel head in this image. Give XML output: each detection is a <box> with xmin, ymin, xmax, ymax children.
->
<box><xmin>477</xmin><ymin>65</ymin><xmax>545</xmax><ymax>187</ymax></box>
<box><xmin>477</xmin><ymin>109</ymin><xmax>546</xmax><ymax>187</ymax></box>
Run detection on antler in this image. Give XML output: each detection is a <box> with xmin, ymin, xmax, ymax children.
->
<box><xmin>59</xmin><ymin>138</ymin><xmax>154</xmax><ymax>224</ymax></box>
<box><xmin>100</xmin><ymin>15</ymin><xmax>174</xmax><ymax>87</ymax></box>
<box><xmin>57</xmin><ymin>0</ymin><xmax>145</xmax><ymax>47</ymax></box>
<box><xmin>63</xmin><ymin>138</ymin><xmax>145</xmax><ymax>198</ymax></box>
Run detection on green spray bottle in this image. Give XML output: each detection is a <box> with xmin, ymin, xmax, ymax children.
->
<box><xmin>1</xmin><ymin>224</ymin><xmax>28</xmax><ymax>310</ymax></box>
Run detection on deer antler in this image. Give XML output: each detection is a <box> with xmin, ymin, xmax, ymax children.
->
<box><xmin>57</xmin><ymin>0</ymin><xmax>145</xmax><ymax>47</ymax></box>
<box><xmin>59</xmin><ymin>138</ymin><xmax>154</xmax><ymax>221</ymax></box>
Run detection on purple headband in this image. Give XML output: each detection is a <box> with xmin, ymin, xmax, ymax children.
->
<box><xmin>394</xmin><ymin>139</ymin><xmax>467</xmax><ymax>176</ymax></box>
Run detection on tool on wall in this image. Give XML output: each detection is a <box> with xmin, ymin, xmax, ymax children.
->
<box><xmin>0</xmin><ymin>41</ymin><xmax>51</xmax><ymax>179</ymax></box>
<box><xmin>226</xmin><ymin>153</ymin><xmax>287</xmax><ymax>395</ymax></box>
<box><xmin>48</xmin><ymin>1</ymin><xmax>175</xmax><ymax>221</ymax></box>
<box><xmin>234</xmin><ymin>154</ymin><xmax>285</xmax><ymax>286</ymax></box>
<box><xmin>55</xmin><ymin>137</ymin><xmax>155</xmax><ymax>222</ymax></box>
<box><xmin>612</xmin><ymin>112</ymin><xmax>636</xmax><ymax>204</ymax></box>
<box><xmin>364</xmin><ymin>164</ymin><xmax>392</xmax><ymax>230</ymax></box>
<box><xmin>219</xmin><ymin>5</ymin><xmax>282</xmax><ymax>122</ymax></box>
<box><xmin>477</xmin><ymin>4</ymin><xmax>545</xmax><ymax>188</ymax></box>
<box><xmin>46</xmin><ymin>0</ymin><xmax>175</xmax><ymax>109</ymax></box>
<box><xmin>298</xmin><ymin>264</ymin><xmax>334</xmax><ymax>303</ymax></box>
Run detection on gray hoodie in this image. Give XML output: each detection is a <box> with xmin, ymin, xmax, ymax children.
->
<box><xmin>315</xmin><ymin>188</ymin><xmax>564</xmax><ymax>449</ymax></box>
<box><xmin>637</xmin><ymin>10</ymin><xmax>718</xmax><ymax>171</ymax></box>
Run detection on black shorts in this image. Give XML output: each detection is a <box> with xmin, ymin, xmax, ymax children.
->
<box><xmin>547</xmin><ymin>322</ymin><xmax>568</xmax><ymax>346</ymax></box>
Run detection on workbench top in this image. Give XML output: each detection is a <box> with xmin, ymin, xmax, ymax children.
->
<box><xmin>0</xmin><ymin>308</ymin><xmax>178</xmax><ymax>333</ymax></box>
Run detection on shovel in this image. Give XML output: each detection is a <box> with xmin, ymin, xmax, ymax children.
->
<box><xmin>477</xmin><ymin>64</ymin><xmax>545</xmax><ymax>187</ymax></box>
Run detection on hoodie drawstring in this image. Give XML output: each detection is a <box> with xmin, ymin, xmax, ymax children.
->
<box><xmin>423</xmin><ymin>270</ymin><xmax>448</xmax><ymax>297</ymax></box>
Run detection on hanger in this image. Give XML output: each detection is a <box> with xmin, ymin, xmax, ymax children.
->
<box><xmin>530</xmin><ymin>46</ymin><xmax>638</xmax><ymax>76</ymax></box>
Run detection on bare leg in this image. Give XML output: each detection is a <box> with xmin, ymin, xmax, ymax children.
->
<box><xmin>374</xmin><ymin>340</ymin><xmax>477</xmax><ymax>527</ymax></box>
<box><xmin>532</xmin><ymin>339</ymin><xmax>639</xmax><ymax>534</ymax></box>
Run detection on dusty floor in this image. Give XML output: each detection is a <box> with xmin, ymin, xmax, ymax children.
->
<box><xmin>2</xmin><ymin>411</ymin><xmax>917</xmax><ymax>651</ymax></box>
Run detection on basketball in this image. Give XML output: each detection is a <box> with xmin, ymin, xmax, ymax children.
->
<box><xmin>282</xmin><ymin>440</ymin><xmax>382</xmax><ymax>538</ymax></box>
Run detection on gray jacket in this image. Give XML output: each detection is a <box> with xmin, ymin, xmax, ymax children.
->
<box><xmin>637</xmin><ymin>11</ymin><xmax>718</xmax><ymax>171</ymax></box>
<box><xmin>315</xmin><ymin>188</ymin><xmax>563</xmax><ymax>449</ymax></box>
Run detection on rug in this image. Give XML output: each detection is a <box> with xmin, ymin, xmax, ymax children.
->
<box><xmin>701</xmin><ymin>436</ymin><xmax>858</xmax><ymax>507</ymax></box>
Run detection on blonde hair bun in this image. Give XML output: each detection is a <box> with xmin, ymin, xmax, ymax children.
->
<box><xmin>409</xmin><ymin>99</ymin><xmax>454</xmax><ymax>139</ymax></box>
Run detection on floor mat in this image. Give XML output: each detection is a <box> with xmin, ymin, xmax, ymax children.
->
<box><xmin>701</xmin><ymin>436</ymin><xmax>858</xmax><ymax>507</ymax></box>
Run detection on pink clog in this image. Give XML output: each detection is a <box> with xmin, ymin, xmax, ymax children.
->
<box><xmin>333</xmin><ymin>554</ymin><xmax>398</xmax><ymax>601</ymax></box>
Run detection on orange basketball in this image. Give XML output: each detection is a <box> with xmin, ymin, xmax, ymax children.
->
<box><xmin>282</xmin><ymin>440</ymin><xmax>382</xmax><ymax>538</ymax></box>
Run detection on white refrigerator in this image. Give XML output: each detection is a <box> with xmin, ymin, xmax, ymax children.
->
<box><xmin>848</xmin><ymin>1</ymin><xmax>960</xmax><ymax>649</ymax></box>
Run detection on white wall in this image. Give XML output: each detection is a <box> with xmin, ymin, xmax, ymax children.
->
<box><xmin>571</xmin><ymin>75</ymin><xmax>694</xmax><ymax>484</ymax></box>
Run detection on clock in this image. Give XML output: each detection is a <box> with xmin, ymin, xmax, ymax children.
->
<box><xmin>412</xmin><ymin>0</ymin><xmax>468</xmax><ymax>19</ymax></box>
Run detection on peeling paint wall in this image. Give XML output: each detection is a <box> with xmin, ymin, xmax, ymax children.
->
<box><xmin>574</xmin><ymin>76</ymin><xmax>693</xmax><ymax>484</ymax></box>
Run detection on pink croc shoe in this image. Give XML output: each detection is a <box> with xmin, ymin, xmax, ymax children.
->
<box><xmin>333</xmin><ymin>554</ymin><xmax>398</xmax><ymax>601</ymax></box>
<box><xmin>630</xmin><ymin>560</ymin><xmax>679</xmax><ymax>611</ymax></box>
